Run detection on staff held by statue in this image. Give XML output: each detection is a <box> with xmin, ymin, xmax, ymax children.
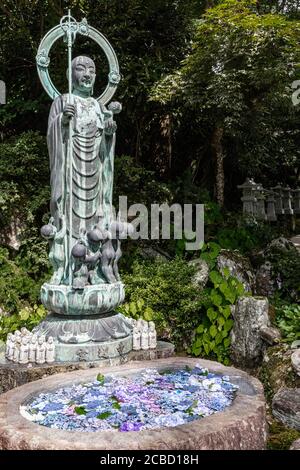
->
<box><xmin>61</xmin><ymin>10</ymin><xmax>78</xmax><ymax>285</ymax></box>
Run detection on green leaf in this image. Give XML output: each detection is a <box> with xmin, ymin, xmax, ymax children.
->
<box><xmin>74</xmin><ymin>406</ymin><xmax>87</xmax><ymax>415</ymax></box>
<box><xmin>219</xmin><ymin>282</ymin><xmax>229</xmax><ymax>295</ymax></box>
<box><xmin>129</xmin><ymin>302</ymin><xmax>137</xmax><ymax>316</ymax></box>
<box><xmin>200</xmin><ymin>252</ymin><xmax>214</xmax><ymax>268</ymax></box>
<box><xmin>112</xmin><ymin>402</ymin><xmax>121</xmax><ymax>410</ymax></box>
<box><xmin>203</xmin><ymin>332</ymin><xmax>211</xmax><ymax>343</ymax></box>
<box><xmin>207</xmin><ymin>307</ymin><xmax>218</xmax><ymax>322</ymax></box>
<box><xmin>222</xmin><ymin>267</ymin><xmax>230</xmax><ymax>279</ymax></box>
<box><xmin>222</xmin><ymin>306</ymin><xmax>232</xmax><ymax>319</ymax></box>
<box><xmin>223</xmin><ymin>337</ymin><xmax>231</xmax><ymax>348</ymax></box>
<box><xmin>209</xmin><ymin>271</ymin><xmax>223</xmax><ymax>287</ymax></box>
<box><xmin>96</xmin><ymin>373</ymin><xmax>105</xmax><ymax>384</ymax></box>
<box><xmin>196</xmin><ymin>324</ymin><xmax>204</xmax><ymax>334</ymax></box>
<box><xmin>210</xmin><ymin>290</ymin><xmax>222</xmax><ymax>307</ymax></box>
<box><xmin>111</xmin><ymin>424</ymin><xmax>120</xmax><ymax>429</ymax></box>
<box><xmin>208</xmin><ymin>242</ymin><xmax>221</xmax><ymax>259</ymax></box>
<box><xmin>223</xmin><ymin>288</ymin><xmax>236</xmax><ymax>304</ymax></box>
<box><xmin>224</xmin><ymin>319</ymin><xmax>234</xmax><ymax>332</ymax></box>
<box><xmin>193</xmin><ymin>337</ymin><xmax>202</xmax><ymax>348</ymax></box>
<box><xmin>137</xmin><ymin>299</ymin><xmax>144</xmax><ymax>311</ymax></box>
<box><xmin>19</xmin><ymin>308</ymin><xmax>29</xmax><ymax>321</ymax></box>
<box><xmin>36</xmin><ymin>306</ymin><xmax>46</xmax><ymax>318</ymax></box>
<box><xmin>192</xmin><ymin>346</ymin><xmax>201</xmax><ymax>356</ymax></box>
<box><xmin>97</xmin><ymin>411</ymin><xmax>112</xmax><ymax>420</ymax></box>
<box><xmin>209</xmin><ymin>325</ymin><xmax>217</xmax><ymax>338</ymax></box>
<box><xmin>200</xmin><ymin>242</ymin><xmax>207</xmax><ymax>253</ymax></box>
<box><xmin>144</xmin><ymin>306</ymin><xmax>153</xmax><ymax>321</ymax></box>
<box><xmin>236</xmin><ymin>282</ymin><xmax>245</xmax><ymax>296</ymax></box>
<box><xmin>215</xmin><ymin>332</ymin><xmax>223</xmax><ymax>345</ymax></box>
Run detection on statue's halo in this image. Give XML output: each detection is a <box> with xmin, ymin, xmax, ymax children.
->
<box><xmin>36</xmin><ymin>18</ymin><xmax>120</xmax><ymax>105</ymax></box>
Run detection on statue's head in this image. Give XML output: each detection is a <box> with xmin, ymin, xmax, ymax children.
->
<box><xmin>71</xmin><ymin>56</ymin><xmax>96</xmax><ymax>95</ymax></box>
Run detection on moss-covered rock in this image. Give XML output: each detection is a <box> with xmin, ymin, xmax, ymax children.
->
<box><xmin>217</xmin><ymin>249</ymin><xmax>255</xmax><ymax>292</ymax></box>
<box><xmin>267</xmin><ymin>418</ymin><xmax>300</xmax><ymax>450</ymax></box>
<box><xmin>259</xmin><ymin>344</ymin><xmax>300</xmax><ymax>403</ymax></box>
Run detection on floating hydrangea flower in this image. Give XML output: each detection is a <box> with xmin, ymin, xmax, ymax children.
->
<box><xmin>119</xmin><ymin>422</ymin><xmax>143</xmax><ymax>432</ymax></box>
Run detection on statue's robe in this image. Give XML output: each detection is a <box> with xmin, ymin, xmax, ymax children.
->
<box><xmin>47</xmin><ymin>94</ymin><xmax>115</xmax><ymax>284</ymax></box>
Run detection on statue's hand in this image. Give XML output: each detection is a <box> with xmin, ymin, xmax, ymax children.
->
<box><xmin>104</xmin><ymin>118</ymin><xmax>117</xmax><ymax>135</ymax></box>
<box><xmin>62</xmin><ymin>104</ymin><xmax>75</xmax><ymax>125</ymax></box>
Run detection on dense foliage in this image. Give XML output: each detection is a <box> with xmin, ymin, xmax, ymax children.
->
<box><xmin>0</xmin><ymin>304</ymin><xmax>46</xmax><ymax>342</ymax></box>
<box><xmin>0</xmin><ymin>1</ymin><xmax>299</xmax><ymax>364</ymax></box>
<box><xmin>151</xmin><ymin>0</ymin><xmax>300</xmax><ymax>204</ymax></box>
<box><xmin>190</xmin><ymin>243</ymin><xmax>245</xmax><ymax>365</ymax></box>
<box><xmin>275</xmin><ymin>303</ymin><xmax>300</xmax><ymax>343</ymax></box>
<box><xmin>120</xmin><ymin>258</ymin><xmax>206</xmax><ymax>349</ymax></box>
<box><xmin>265</xmin><ymin>246</ymin><xmax>300</xmax><ymax>302</ymax></box>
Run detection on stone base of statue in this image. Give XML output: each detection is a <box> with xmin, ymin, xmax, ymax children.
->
<box><xmin>33</xmin><ymin>312</ymin><xmax>133</xmax><ymax>363</ymax></box>
<box><xmin>41</xmin><ymin>282</ymin><xmax>125</xmax><ymax>316</ymax></box>
<box><xmin>35</xmin><ymin>280</ymin><xmax>132</xmax><ymax>362</ymax></box>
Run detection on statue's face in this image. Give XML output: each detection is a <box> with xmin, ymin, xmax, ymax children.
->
<box><xmin>72</xmin><ymin>56</ymin><xmax>96</xmax><ymax>94</ymax></box>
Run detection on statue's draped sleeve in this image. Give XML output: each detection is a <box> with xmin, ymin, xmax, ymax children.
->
<box><xmin>98</xmin><ymin>102</ymin><xmax>116</xmax><ymax>226</ymax></box>
<box><xmin>47</xmin><ymin>95</ymin><xmax>66</xmax><ymax>229</ymax></box>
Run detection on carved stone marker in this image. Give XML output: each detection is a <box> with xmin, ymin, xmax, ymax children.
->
<box><xmin>230</xmin><ymin>296</ymin><xmax>274</xmax><ymax>367</ymax></box>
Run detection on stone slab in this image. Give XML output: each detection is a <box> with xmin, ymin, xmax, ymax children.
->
<box><xmin>291</xmin><ymin>350</ymin><xmax>300</xmax><ymax>376</ymax></box>
<box><xmin>291</xmin><ymin>236</ymin><xmax>300</xmax><ymax>253</ymax></box>
<box><xmin>290</xmin><ymin>438</ymin><xmax>300</xmax><ymax>450</ymax></box>
<box><xmin>231</xmin><ymin>296</ymin><xmax>269</xmax><ymax>367</ymax></box>
<box><xmin>0</xmin><ymin>357</ymin><xmax>267</xmax><ymax>450</ymax></box>
<box><xmin>0</xmin><ymin>341</ymin><xmax>174</xmax><ymax>394</ymax></box>
<box><xmin>272</xmin><ymin>388</ymin><xmax>300</xmax><ymax>430</ymax></box>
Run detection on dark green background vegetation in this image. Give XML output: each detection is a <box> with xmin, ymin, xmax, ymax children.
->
<box><xmin>0</xmin><ymin>0</ymin><xmax>299</xmax><ymax>359</ymax></box>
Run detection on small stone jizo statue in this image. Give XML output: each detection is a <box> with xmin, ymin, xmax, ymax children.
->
<box><xmin>46</xmin><ymin>336</ymin><xmax>55</xmax><ymax>363</ymax></box>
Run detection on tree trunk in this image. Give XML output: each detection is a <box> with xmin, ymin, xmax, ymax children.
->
<box><xmin>160</xmin><ymin>113</ymin><xmax>172</xmax><ymax>170</ymax></box>
<box><xmin>206</xmin><ymin>0</ymin><xmax>216</xmax><ymax>9</ymax></box>
<box><xmin>211</xmin><ymin>126</ymin><xmax>225</xmax><ymax>207</ymax></box>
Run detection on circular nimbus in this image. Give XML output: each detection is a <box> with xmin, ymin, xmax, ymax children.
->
<box><xmin>36</xmin><ymin>19</ymin><xmax>120</xmax><ymax>105</ymax></box>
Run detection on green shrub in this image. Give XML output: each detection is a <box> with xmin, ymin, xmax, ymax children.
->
<box><xmin>266</xmin><ymin>247</ymin><xmax>300</xmax><ymax>302</ymax></box>
<box><xmin>0</xmin><ymin>304</ymin><xmax>46</xmax><ymax>341</ymax></box>
<box><xmin>119</xmin><ymin>298</ymin><xmax>156</xmax><ymax>322</ymax></box>
<box><xmin>15</xmin><ymin>235</ymin><xmax>51</xmax><ymax>280</ymax></box>
<box><xmin>212</xmin><ymin>214</ymin><xmax>280</xmax><ymax>255</ymax></box>
<box><xmin>114</xmin><ymin>155</ymin><xmax>173</xmax><ymax>207</ymax></box>
<box><xmin>190</xmin><ymin>243</ymin><xmax>245</xmax><ymax>365</ymax></box>
<box><xmin>0</xmin><ymin>247</ymin><xmax>45</xmax><ymax>314</ymax></box>
<box><xmin>276</xmin><ymin>304</ymin><xmax>300</xmax><ymax>344</ymax></box>
<box><xmin>121</xmin><ymin>258</ymin><xmax>206</xmax><ymax>349</ymax></box>
<box><xmin>0</xmin><ymin>131</ymin><xmax>50</xmax><ymax>231</ymax></box>
<box><xmin>121</xmin><ymin>245</ymin><xmax>245</xmax><ymax>365</ymax></box>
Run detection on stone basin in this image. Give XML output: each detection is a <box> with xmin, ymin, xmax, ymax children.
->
<box><xmin>0</xmin><ymin>357</ymin><xmax>267</xmax><ymax>450</ymax></box>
